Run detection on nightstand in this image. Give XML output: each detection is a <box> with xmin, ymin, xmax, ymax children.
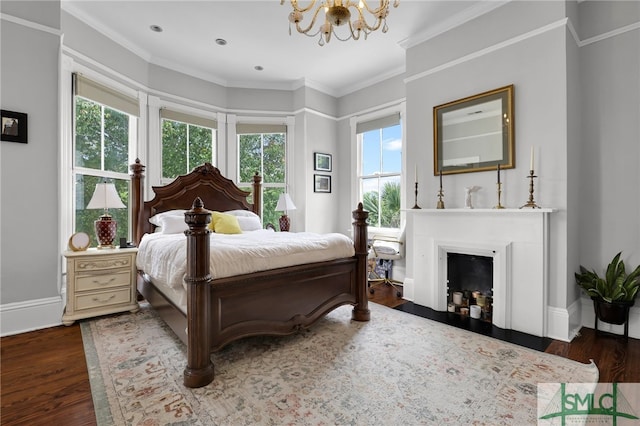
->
<box><xmin>62</xmin><ymin>247</ymin><xmax>139</xmax><ymax>325</ymax></box>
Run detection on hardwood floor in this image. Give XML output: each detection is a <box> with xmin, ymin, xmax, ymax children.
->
<box><xmin>1</xmin><ymin>285</ymin><xmax>638</xmax><ymax>425</ymax></box>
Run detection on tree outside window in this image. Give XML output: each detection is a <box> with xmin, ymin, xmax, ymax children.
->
<box><xmin>358</xmin><ymin>120</ymin><xmax>402</xmax><ymax>229</ymax></box>
<box><xmin>238</xmin><ymin>131</ymin><xmax>286</xmax><ymax>228</ymax></box>
<box><xmin>161</xmin><ymin>118</ymin><xmax>215</xmax><ymax>180</ymax></box>
<box><xmin>74</xmin><ymin>97</ymin><xmax>133</xmax><ymax>242</ymax></box>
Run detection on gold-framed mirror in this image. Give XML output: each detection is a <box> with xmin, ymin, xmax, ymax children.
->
<box><xmin>434</xmin><ymin>85</ymin><xmax>514</xmax><ymax>175</ymax></box>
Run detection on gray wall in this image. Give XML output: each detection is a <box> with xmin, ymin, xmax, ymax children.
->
<box><xmin>1</xmin><ymin>1</ymin><xmax>638</xmax><ymax>337</ymax></box>
<box><xmin>1</xmin><ymin>2</ymin><xmax>61</xmax><ymax>304</ymax></box>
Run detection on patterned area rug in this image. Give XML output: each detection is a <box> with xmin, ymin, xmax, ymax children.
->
<box><xmin>81</xmin><ymin>302</ymin><xmax>598</xmax><ymax>425</ymax></box>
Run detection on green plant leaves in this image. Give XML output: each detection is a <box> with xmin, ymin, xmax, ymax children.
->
<box><xmin>575</xmin><ymin>252</ymin><xmax>640</xmax><ymax>303</ymax></box>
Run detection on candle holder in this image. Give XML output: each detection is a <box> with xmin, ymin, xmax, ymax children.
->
<box><xmin>412</xmin><ymin>181</ymin><xmax>421</xmax><ymax>209</ymax></box>
<box><xmin>520</xmin><ymin>169</ymin><xmax>541</xmax><ymax>209</ymax></box>
<box><xmin>436</xmin><ymin>188</ymin><xmax>445</xmax><ymax>209</ymax></box>
<box><xmin>494</xmin><ymin>182</ymin><xmax>505</xmax><ymax>209</ymax></box>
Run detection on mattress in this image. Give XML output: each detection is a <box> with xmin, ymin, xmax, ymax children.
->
<box><xmin>136</xmin><ymin>229</ymin><xmax>356</xmax><ymax>291</ymax></box>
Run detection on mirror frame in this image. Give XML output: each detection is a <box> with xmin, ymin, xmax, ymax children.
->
<box><xmin>433</xmin><ymin>84</ymin><xmax>514</xmax><ymax>175</ymax></box>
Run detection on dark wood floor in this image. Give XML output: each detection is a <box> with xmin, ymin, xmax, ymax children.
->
<box><xmin>2</xmin><ymin>285</ymin><xmax>638</xmax><ymax>425</ymax></box>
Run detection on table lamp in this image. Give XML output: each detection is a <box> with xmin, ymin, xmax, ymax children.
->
<box><xmin>275</xmin><ymin>193</ymin><xmax>296</xmax><ymax>232</ymax></box>
<box><xmin>86</xmin><ymin>182</ymin><xmax>126</xmax><ymax>248</ymax></box>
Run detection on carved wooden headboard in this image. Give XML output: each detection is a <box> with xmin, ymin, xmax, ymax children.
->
<box><xmin>130</xmin><ymin>159</ymin><xmax>262</xmax><ymax>244</ymax></box>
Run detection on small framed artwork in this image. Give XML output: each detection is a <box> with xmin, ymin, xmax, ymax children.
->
<box><xmin>314</xmin><ymin>174</ymin><xmax>331</xmax><ymax>193</ymax></box>
<box><xmin>314</xmin><ymin>152</ymin><xmax>332</xmax><ymax>172</ymax></box>
<box><xmin>1</xmin><ymin>110</ymin><xmax>28</xmax><ymax>144</ymax></box>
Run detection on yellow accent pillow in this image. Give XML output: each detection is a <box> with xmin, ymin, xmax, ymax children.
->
<box><xmin>209</xmin><ymin>211</ymin><xmax>243</xmax><ymax>234</ymax></box>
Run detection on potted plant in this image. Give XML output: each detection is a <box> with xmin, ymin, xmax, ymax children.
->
<box><xmin>575</xmin><ymin>252</ymin><xmax>640</xmax><ymax>325</ymax></box>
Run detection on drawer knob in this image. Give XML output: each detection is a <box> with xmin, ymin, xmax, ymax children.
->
<box><xmin>92</xmin><ymin>294</ymin><xmax>116</xmax><ymax>303</ymax></box>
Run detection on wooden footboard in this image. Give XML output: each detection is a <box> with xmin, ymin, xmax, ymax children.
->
<box><xmin>182</xmin><ymin>198</ymin><xmax>369</xmax><ymax>388</ymax></box>
<box><xmin>129</xmin><ymin>160</ymin><xmax>369</xmax><ymax>389</ymax></box>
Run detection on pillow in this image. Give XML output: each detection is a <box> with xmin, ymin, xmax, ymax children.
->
<box><xmin>209</xmin><ymin>211</ymin><xmax>243</xmax><ymax>234</ymax></box>
<box><xmin>235</xmin><ymin>216</ymin><xmax>262</xmax><ymax>232</ymax></box>
<box><xmin>159</xmin><ymin>215</ymin><xmax>189</xmax><ymax>234</ymax></box>
<box><xmin>149</xmin><ymin>209</ymin><xmax>186</xmax><ymax>226</ymax></box>
<box><xmin>224</xmin><ymin>209</ymin><xmax>260</xmax><ymax>219</ymax></box>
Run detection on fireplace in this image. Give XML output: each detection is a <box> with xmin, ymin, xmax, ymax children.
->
<box><xmin>405</xmin><ymin>209</ymin><xmax>554</xmax><ymax>337</ymax></box>
<box><xmin>447</xmin><ymin>253</ymin><xmax>493</xmax><ymax>321</ymax></box>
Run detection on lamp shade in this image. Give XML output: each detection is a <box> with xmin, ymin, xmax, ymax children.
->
<box><xmin>87</xmin><ymin>183</ymin><xmax>126</xmax><ymax>210</ymax></box>
<box><xmin>275</xmin><ymin>193</ymin><xmax>296</xmax><ymax>212</ymax></box>
<box><xmin>86</xmin><ymin>182</ymin><xmax>125</xmax><ymax>249</ymax></box>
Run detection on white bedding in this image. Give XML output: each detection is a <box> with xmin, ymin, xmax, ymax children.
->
<box><xmin>136</xmin><ymin>229</ymin><xmax>356</xmax><ymax>290</ymax></box>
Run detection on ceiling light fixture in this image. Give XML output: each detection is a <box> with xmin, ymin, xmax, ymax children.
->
<box><xmin>281</xmin><ymin>0</ymin><xmax>399</xmax><ymax>46</ymax></box>
<box><xmin>149</xmin><ymin>25</ymin><xmax>163</xmax><ymax>33</ymax></box>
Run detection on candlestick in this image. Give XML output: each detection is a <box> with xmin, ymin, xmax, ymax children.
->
<box><xmin>436</xmin><ymin>172</ymin><xmax>444</xmax><ymax>209</ymax></box>
<box><xmin>412</xmin><ymin>181</ymin><xmax>421</xmax><ymax>209</ymax></box>
<box><xmin>520</xmin><ymin>169</ymin><xmax>541</xmax><ymax>209</ymax></box>
<box><xmin>530</xmin><ymin>146</ymin><xmax>534</xmax><ymax>171</ymax></box>
<box><xmin>436</xmin><ymin>188</ymin><xmax>445</xmax><ymax>209</ymax></box>
<box><xmin>494</xmin><ymin>182</ymin><xmax>505</xmax><ymax>209</ymax></box>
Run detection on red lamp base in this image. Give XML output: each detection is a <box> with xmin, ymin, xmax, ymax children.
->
<box><xmin>95</xmin><ymin>214</ymin><xmax>117</xmax><ymax>249</ymax></box>
<box><xmin>278</xmin><ymin>214</ymin><xmax>290</xmax><ymax>232</ymax></box>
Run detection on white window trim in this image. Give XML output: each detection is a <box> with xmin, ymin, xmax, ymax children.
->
<box><xmin>349</xmin><ymin>101</ymin><xmax>406</xmax><ymax>236</ymax></box>
<box><xmin>148</xmin><ymin>95</ymin><xmax>225</xmax><ymax>187</ymax></box>
<box><xmin>60</xmin><ymin>57</ymin><xmax>144</xmax><ymax>249</ymax></box>
<box><xmin>228</xmin><ymin>114</ymin><xmax>295</xmax><ymax>190</ymax></box>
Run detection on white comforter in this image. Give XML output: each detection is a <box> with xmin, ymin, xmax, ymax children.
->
<box><xmin>136</xmin><ymin>230</ymin><xmax>355</xmax><ymax>289</ymax></box>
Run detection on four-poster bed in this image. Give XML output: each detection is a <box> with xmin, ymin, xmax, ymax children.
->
<box><xmin>129</xmin><ymin>160</ymin><xmax>370</xmax><ymax>388</ymax></box>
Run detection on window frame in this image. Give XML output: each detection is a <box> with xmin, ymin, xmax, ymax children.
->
<box><xmin>66</xmin><ymin>70</ymin><xmax>141</xmax><ymax>246</ymax></box>
<box><xmin>160</xmin><ymin>109</ymin><xmax>218</xmax><ymax>183</ymax></box>
<box><xmin>230</xmin><ymin>115</ymin><xmax>295</xmax><ymax>229</ymax></box>
<box><xmin>351</xmin><ymin>102</ymin><xmax>406</xmax><ymax>235</ymax></box>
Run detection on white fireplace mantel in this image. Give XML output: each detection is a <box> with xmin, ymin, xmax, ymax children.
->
<box><xmin>404</xmin><ymin>208</ymin><xmax>555</xmax><ymax>337</ymax></box>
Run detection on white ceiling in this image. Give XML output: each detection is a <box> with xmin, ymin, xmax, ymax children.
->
<box><xmin>62</xmin><ymin>1</ymin><xmax>498</xmax><ymax>97</ymax></box>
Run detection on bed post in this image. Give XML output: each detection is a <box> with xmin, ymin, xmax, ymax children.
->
<box><xmin>252</xmin><ymin>172</ymin><xmax>262</xmax><ymax>217</ymax></box>
<box><xmin>352</xmin><ymin>202</ymin><xmax>370</xmax><ymax>321</ymax></box>
<box><xmin>129</xmin><ymin>159</ymin><xmax>145</xmax><ymax>245</ymax></box>
<box><xmin>183</xmin><ymin>197</ymin><xmax>214</xmax><ymax>388</ymax></box>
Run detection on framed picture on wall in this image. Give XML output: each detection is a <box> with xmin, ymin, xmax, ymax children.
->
<box><xmin>314</xmin><ymin>174</ymin><xmax>331</xmax><ymax>193</ymax></box>
<box><xmin>314</xmin><ymin>152</ymin><xmax>332</xmax><ymax>172</ymax></box>
<box><xmin>1</xmin><ymin>110</ymin><xmax>28</xmax><ymax>144</ymax></box>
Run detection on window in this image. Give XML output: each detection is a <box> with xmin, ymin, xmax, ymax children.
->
<box><xmin>73</xmin><ymin>74</ymin><xmax>138</xmax><ymax>242</ymax></box>
<box><xmin>237</xmin><ymin>123</ymin><xmax>287</xmax><ymax>228</ymax></box>
<box><xmin>161</xmin><ymin>109</ymin><xmax>217</xmax><ymax>180</ymax></box>
<box><xmin>357</xmin><ymin>113</ymin><xmax>402</xmax><ymax>229</ymax></box>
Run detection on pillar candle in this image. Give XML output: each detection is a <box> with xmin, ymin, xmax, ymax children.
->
<box><xmin>530</xmin><ymin>146</ymin><xmax>534</xmax><ymax>171</ymax></box>
<box><xmin>497</xmin><ymin>164</ymin><xmax>500</xmax><ymax>184</ymax></box>
<box><xmin>439</xmin><ymin>169</ymin><xmax>443</xmax><ymax>187</ymax></box>
<box><xmin>415</xmin><ymin>165</ymin><xmax>417</xmax><ymax>183</ymax></box>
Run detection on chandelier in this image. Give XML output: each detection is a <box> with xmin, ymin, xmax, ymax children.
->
<box><xmin>281</xmin><ymin>0</ymin><xmax>400</xmax><ymax>46</ymax></box>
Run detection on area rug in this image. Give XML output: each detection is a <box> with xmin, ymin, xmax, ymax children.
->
<box><xmin>81</xmin><ymin>302</ymin><xmax>598</xmax><ymax>425</ymax></box>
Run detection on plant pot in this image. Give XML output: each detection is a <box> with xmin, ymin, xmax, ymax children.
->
<box><xmin>591</xmin><ymin>297</ymin><xmax>635</xmax><ymax>325</ymax></box>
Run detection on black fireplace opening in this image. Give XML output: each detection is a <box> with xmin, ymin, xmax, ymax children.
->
<box><xmin>447</xmin><ymin>252</ymin><xmax>494</xmax><ymax>321</ymax></box>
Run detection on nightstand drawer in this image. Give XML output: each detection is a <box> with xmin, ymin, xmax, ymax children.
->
<box><xmin>75</xmin><ymin>288</ymin><xmax>132</xmax><ymax>311</ymax></box>
<box><xmin>76</xmin><ymin>269</ymin><xmax>131</xmax><ymax>292</ymax></box>
<box><xmin>73</xmin><ymin>254</ymin><xmax>132</xmax><ymax>272</ymax></box>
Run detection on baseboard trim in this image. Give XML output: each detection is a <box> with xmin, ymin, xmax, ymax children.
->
<box><xmin>0</xmin><ymin>296</ymin><xmax>64</xmax><ymax>337</ymax></box>
<box><xmin>546</xmin><ymin>303</ymin><xmax>580</xmax><ymax>342</ymax></box>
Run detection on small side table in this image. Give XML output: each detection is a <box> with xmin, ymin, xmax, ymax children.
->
<box><xmin>62</xmin><ymin>247</ymin><xmax>139</xmax><ymax>325</ymax></box>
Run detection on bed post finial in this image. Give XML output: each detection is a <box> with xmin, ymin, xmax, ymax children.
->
<box><xmin>183</xmin><ymin>197</ymin><xmax>214</xmax><ymax>388</ymax></box>
<box><xmin>352</xmin><ymin>203</ymin><xmax>370</xmax><ymax>322</ymax></box>
<box><xmin>130</xmin><ymin>159</ymin><xmax>146</xmax><ymax>245</ymax></box>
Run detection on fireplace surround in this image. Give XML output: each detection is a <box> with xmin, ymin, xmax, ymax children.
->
<box><xmin>404</xmin><ymin>208</ymin><xmax>554</xmax><ymax>337</ymax></box>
